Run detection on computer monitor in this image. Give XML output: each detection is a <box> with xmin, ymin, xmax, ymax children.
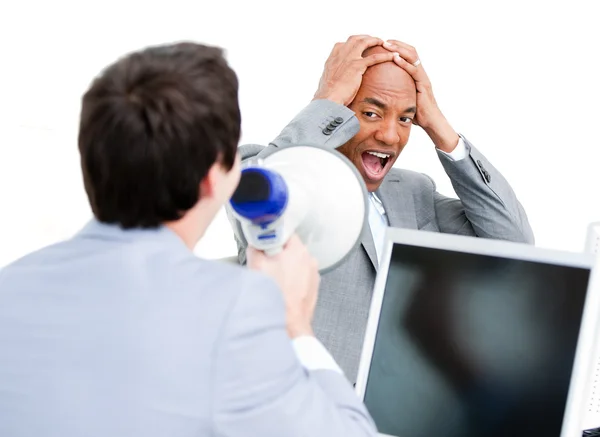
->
<box><xmin>355</xmin><ymin>228</ymin><xmax>600</xmax><ymax>437</ymax></box>
<box><xmin>585</xmin><ymin>222</ymin><xmax>600</xmax><ymax>254</ymax></box>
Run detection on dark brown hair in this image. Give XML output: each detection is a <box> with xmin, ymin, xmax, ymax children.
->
<box><xmin>78</xmin><ymin>42</ymin><xmax>240</xmax><ymax>228</ymax></box>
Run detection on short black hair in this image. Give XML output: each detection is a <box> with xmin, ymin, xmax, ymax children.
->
<box><xmin>78</xmin><ymin>42</ymin><xmax>240</xmax><ymax>228</ymax></box>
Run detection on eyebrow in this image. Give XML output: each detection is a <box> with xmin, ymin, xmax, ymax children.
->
<box><xmin>361</xmin><ymin>97</ymin><xmax>416</xmax><ymax>115</ymax></box>
<box><xmin>362</xmin><ymin>97</ymin><xmax>387</xmax><ymax>109</ymax></box>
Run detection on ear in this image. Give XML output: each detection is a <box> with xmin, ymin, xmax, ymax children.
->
<box><xmin>199</xmin><ymin>162</ymin><xmax>220</xmax><ymax>200</ymax></box>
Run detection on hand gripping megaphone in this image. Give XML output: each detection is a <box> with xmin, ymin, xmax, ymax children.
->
<box><xmin>229</xmin><ymin>144</ymin><xmax>368</xmax><ymax>273</ymax></box>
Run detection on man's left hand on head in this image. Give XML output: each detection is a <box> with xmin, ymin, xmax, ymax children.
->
<box><xmin>383</xmin><ymin>39</ymin><xmax>459</xmax><ymax>153</ymax></box>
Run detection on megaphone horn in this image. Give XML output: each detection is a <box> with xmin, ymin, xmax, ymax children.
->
<box><xmin>229</xmin><ymin>144</ymin><xmax>368</xmax><ymax>273</ymax></box>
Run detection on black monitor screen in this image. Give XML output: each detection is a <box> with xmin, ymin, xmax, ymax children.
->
<box><xmin>363</xmin><ymin>243</ymin><xmax>591</xmax><ymax>437</ymax></box>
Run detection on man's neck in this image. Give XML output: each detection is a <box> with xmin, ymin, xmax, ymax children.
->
<box><xmin>165</xmin><ymin>221</ymin><xmax>199</xmax><ymax>250</ymax></box>
<box><xmin>164</xmin><ymin>204</ymin><xmax>213</xmax><ymax>250</ymax></box>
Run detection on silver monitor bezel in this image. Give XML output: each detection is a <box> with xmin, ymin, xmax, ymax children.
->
<box><xmin>355</xmin><ymin>227</ymin><xmax>600</xmax><ymax>437</ymax></box>
<box><xmin>585</xmin><ymin>222</ymin><xmax>600</xmax><ymax>254</ymax></box>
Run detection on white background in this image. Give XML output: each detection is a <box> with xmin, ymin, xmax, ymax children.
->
<box><xmin>1</xmin><ymin>0</ymin><xmax>599</xmax><ymax>266</ymax></box>
<box><xmin>1</xmin><ymin>0</ymin><xmax>600</xmax><ymax>429</ymax></box>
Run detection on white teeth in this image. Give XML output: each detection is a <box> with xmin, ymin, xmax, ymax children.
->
<box><xmin>367</xmin><ymin>151</ymin><xmax>390</xmax><ymax>159</ymax></box>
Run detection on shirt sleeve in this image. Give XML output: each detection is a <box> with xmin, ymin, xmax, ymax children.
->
<box><xmin>291</xmin><ymin>335</ymin><xmax>344</xmax><ymax>374</ymax></box>
<box><xmin>437</xmin><ymin>135</ymin><xmax>468</xmax><ymax>161</ymax></box>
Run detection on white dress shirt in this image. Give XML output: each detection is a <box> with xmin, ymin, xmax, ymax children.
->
<box><xmin>369</xmin><ymin>191</ymin><xmax>388</xmax><ymax>263</ymax></box>
<box><xmin>292</xmin><ymin>336</ymin><xmax>344</xmax><ymax>374</ymax></box>
<box><xmin>290</xmin><ymin>138</ymin><xmax>468</xmax><ymax>373</ymax></box>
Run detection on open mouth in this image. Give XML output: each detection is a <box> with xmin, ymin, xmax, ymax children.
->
<box><xmin>361</xmin><ymin>150</ymin><xmax>392</xmax><ymax>180</ymax></box>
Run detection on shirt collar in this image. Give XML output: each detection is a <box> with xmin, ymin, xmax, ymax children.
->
<box><xmin>370</xmin><ymin>191</ymin><xmax>383</xmax><ymax>205</ymax></box>
<box><xmin>369</xmin><ymin>192</ymin><xmax>386</xmax><ymax>216</ymax></box>
<box><xmin>75</xmin><ymin>218</ymin><xmax>189</xmax><ymax>252</ymax></box>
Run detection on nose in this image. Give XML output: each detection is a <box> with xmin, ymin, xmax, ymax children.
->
<box><xmin>373</xmin><ymin>119</ymin><xmax>401</xmax><ymax>146</ymax></box>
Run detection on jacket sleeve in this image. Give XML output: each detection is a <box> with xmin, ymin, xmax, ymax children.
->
<box><xmin>211</xmin><ymin>273</ymin><xmax>378</xmax><ymax>437</ymax></box>
<box><xmin>432</xmin><ymin>135</ymin><xmax>534</xmax><ymax>244</ymax></box>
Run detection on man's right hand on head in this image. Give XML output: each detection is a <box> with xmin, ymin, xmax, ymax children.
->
<box><xmin>247</xmin><ymin>234</ymin><xmax>320</xmax><ymax>339</ymax></box>
<box><xmin>313</xmin><ymin>35</ymin><xmax>397</xmax><ymax>107</ymax></box>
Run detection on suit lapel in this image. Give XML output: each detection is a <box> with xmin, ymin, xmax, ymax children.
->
<box><xmin>377</xmin><ymin>173</ymin><xmax>418</xmax><ymax>229</ymax></box>
<box><xmin>360</xmin><ymin>173</ymin><xmax>419</xmax><ymax>271</ymax></box>
<box><xmin>360</xmin><ymin>217</ymin><xmax>379</xmax><ymax>270</ymax></box>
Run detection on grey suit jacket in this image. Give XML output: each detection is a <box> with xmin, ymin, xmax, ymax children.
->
<box><xmin>227</xmin><ymin>99</ymin><xmax>534</xmax><ymax>383</ymax></box>
<box><xmin>0</xmin><ymin>220</ymin><xmax>377</xmax><ymax>437</ymax></box>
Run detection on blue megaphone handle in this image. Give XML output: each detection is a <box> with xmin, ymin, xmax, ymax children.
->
<box><xmin>229</xmin><ymin>167</ymin><xmax>288</xmax><ymax>226</ymax></box>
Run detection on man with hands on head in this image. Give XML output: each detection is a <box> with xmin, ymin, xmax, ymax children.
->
<box><xmin>227</xmin><ymin>35</ymin><xmax>533</xmax><ymax>383</ymax></box>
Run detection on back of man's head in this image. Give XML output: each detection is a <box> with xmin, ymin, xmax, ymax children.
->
<box><xmin>78</xmin><ymin>42</ymin><xmax>240</xmax><ymax>229</ymax></box>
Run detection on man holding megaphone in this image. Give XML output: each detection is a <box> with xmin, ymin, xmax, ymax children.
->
<box><xmin>0</xmin><ymin>42</ymin><xmax>379</xmax><ymax>437</ymax></box>
<box><xmin>228</xmin><ymin>35</ymin><xmax>534</xmax><ymax>384</ymax></box>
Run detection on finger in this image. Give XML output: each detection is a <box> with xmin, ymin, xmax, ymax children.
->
<box><xmin>339</xmin><ymin>35</ymin><xmax>375</xmax><ymax>54</ymax></box>
<box><xmin>383</xmin><ymin>41</ymin><xmax>419</xmax><ymax>65</ymax></box>
<box><xmin>245</xmin><ymin>246</ymin><xmax>263</xmax><ymax>266</ymax></box>
<box><xmin>283</xmin><ymin>233</ymin><xmax>301</xmax><ymax>249</ymax></box>
<box><xmin>346</xmin><ymin>34</ymin><xmax>375</xmax><ymax>42</ymax></box>
<box><xmin>360</xmin><ymin>51</ymin><xmax>396</xmax><ymax>69</ymax></box>
<box><xmin>246</xmin><ymin>245</ymin><xmax>263</xmax><ymax>257</ymax></box>
<box><xmin>348</xmin><ymin>35</ymin><xmax>384</xmax><ymax>55</ymax></box>
<box><xmin>392</xmin><ymin>53</ymin><xmax>424</xmax><ymax>82</ymax></box>
<box><xmin>329</xmin><ymin>42</ymin><xmax>344</xmax><ymax>56</ymax></box>
<box><xmin>384</xmin><ymin>39</ymin><xmax>417</xmax><ymax>54</ymax></box>
<box><xmin>309</xmin><ymin>257</ymin><xmax>320</xmax><ymax>292</ymax></box>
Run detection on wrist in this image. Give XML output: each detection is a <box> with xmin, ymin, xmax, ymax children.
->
<box><xmin>313</xmin><ymin>91</ymin><xmax>346</xmax><ymax>106</ymax></box>
<box><xmin>422</xmin><ymin>116</ymin><xmax>459</xmax><ymax>153</ymax></box>
<box><xmin>287</xmin><ymin>322</ymin><xmax>315</xmax><ymax>339</ymax></box>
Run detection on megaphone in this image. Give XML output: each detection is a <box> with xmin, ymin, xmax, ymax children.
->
<box><xmin>229</xmin><ymin>144</ymin><xmax>368</xmax><ymax>273</ymax></box>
